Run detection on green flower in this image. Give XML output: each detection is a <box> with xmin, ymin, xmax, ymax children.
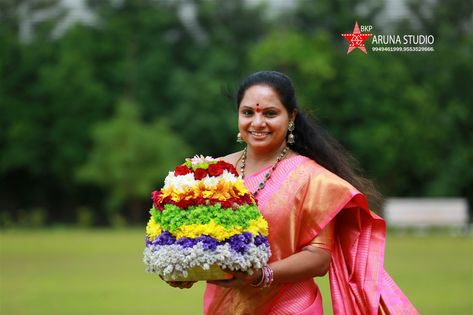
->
<box><xmin>157</xmin><ymin>203</ymin><xmax>262</xmax><ymax>232</ymax></box>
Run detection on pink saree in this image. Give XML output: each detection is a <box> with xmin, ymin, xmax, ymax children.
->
<box><xmin>204</xmin><ymin>156</ymin><xmax>418</xmax><ymax>314</ymax></box>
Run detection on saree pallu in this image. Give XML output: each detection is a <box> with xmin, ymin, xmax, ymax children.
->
<box><xmin>204</xmin><ymin>156</ymin><xmax>418</xmax><ymax>315</ymax></box>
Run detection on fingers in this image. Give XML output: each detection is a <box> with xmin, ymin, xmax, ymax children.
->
<box><xmin>175</xmin><ymin>281</ymin><xmax>193</xmax><ymax>289</ymax></box>
<box><xmin>223</xmin><ymin>270</ymin><xmax>247</xmax><ymax>278</ymax></box>
<box><xmin>207</xmin><ymin>278</ymin><xmax>241</xmax><ymax>288</ymax></box>
<box><xmin>207</xmin><ymin>272</ymin><xmax>253</xmax><ymax>288</ymax></box>
<box><xmin>165</xmin><ymin>280</ymin><xmax>196</xmax><ymax>289</ymax></box>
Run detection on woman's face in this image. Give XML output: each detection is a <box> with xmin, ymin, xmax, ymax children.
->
<box><xmin>238</xmin><ymin>84</ymin><xmax>294</xmax><ymax>154</ymax></box>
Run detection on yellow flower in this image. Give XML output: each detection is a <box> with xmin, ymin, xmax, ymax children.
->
<box><xmin>192</xmin><ymin>183</ymin><xmax>205</xmax><ymax>198</ymax></box>
<box><xmin>174</xmin><ymin>220</ymin><xmax>243</xmax><ymax>241</ymax></box>
<box><xmin>160</xmin><ymin>178</ymin><xmax>251</xmax><ymax>204</ymax></box>
<box><xmin>161</xmin><ymin>186</ymin><xmax>173</xmax><ymax>198</ymax></box>
<box><xmin>146</xmin><ymin>217</ymin><xmax>162</xmax><ymax>241</ymax></box>
<box><xmin>172</xmin><ymin>217</ymin><xmax>269</xmax><ymax>241</ymax></box>
<box><xmin>234</xmin><ymin>180</ymin><xmax>248</xmax><ymax>196</ymax></box>
<box><xmin>247</xmin><ymin>216</ymin><xmax>269</xmax><ymax>236</ymax></box>
<box><xmin>202</xmin><ymin>190</ymin><xmax>215</xmax><ymax>198</ymax></box>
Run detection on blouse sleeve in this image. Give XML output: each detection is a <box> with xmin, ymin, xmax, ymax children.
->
<box><xmin>303</xmin><ymin>220</ymin><xmax>335</xmax><ymax>254</ymax></box>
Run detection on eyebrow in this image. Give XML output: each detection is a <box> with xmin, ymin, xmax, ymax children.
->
<box><xmin>240</xmin><ymin>105</ymin><xmax>280</xmax><ymax>111</ymax></box>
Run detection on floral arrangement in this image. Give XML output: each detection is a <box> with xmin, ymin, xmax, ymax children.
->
<box><xmin>143</xmin><ymin>155</ymin><xmax>271</xmax><ymax>281</ymax></box>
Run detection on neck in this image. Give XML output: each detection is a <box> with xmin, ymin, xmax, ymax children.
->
<box><xmin>246</xmin><ymin>143</ymin><xmax>288</xmax><ymax>166</ymax></box>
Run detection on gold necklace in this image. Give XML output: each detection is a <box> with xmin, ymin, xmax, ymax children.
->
<box><xmin>240</xmin><ymin>146</ymin><xmax>289</xmax><ymax>197</ymax></box>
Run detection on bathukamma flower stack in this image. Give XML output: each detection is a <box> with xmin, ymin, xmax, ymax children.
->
<box><xmin>143</xmin><ymin>155</ymin><xmax>271</xmax><ymax>281</ymax></box>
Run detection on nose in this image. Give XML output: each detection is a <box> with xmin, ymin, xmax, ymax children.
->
<box><xmin>251</xmin><ymin>113</ymin><xmax>266</xmax><ymax>128</ymax></box>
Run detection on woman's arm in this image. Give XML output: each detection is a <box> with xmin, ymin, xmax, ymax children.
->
<box><xmin>208</xmin><ymin>247</ymin><xmax>331</xmax><ymax>288</ymax></box>
<box><xmin>209</xmin><ymin>220</ymin><xmax>335</xmax><ymax>288</ymax></box>
<box><xmin>272</xmin><ymin>246</ymin><xmax>331</xmax><ymax>282</ymax></box>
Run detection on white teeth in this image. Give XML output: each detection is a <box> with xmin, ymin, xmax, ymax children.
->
<box><xmin>251</xmin><ymin>132</ymin><xmax>268</xmax><ymax>136</ymax></box>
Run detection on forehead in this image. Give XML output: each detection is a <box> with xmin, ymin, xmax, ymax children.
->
<box><xmin>240</xmin><ymin>85</ymin><xmax>284</xmax><ymax>108</ymax></box>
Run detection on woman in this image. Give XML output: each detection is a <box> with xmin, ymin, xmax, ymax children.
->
<box><xmin>171</xmin><ymin>71</ymin><xmax>418</xmax><ymax>314</ymax></box>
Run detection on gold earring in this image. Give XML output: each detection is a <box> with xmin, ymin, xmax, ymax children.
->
<box><xmin>236</xmin><ymin>132</ymin><xmax>244</xmax><ymax>143</ymax></box>
<box><xmin>287</xmin><ymin>121</ymin><xmax>295</xmax><ymax>144</ymax></box>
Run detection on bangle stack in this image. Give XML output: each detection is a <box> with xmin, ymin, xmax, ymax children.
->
<box><xmin>251</xmin><ymin>265</ymin><xmax>274</xmax><ymax>288</ymax></box>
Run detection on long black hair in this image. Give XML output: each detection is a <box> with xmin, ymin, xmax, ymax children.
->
<box><xmin>236</xmin><ymin>70</ymin><xmax>380</xmax><ymax>204</ymax></box>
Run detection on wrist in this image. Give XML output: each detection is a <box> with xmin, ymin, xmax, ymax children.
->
<box><xmin>251</xmin><ymin>265</ymin><xmax>274</xmax><ymax>288</ymax></box>
<box><xmin>250</xmin><ymin>268</ymin><xmax>264</xmax><ymax>286</ymax></box>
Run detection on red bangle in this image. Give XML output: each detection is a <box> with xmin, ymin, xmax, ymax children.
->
<box><xmin>251</xmin><ymin>268</ymin><xmax>265</xmax><ymax>287</ymax></box>
<box><xmin>251</xmin><ymin>265</ymin><xmax>273</xmax><ymax>288</ymax></box>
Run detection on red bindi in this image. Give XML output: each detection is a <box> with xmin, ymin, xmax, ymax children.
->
<box><xmin>256</xmin><ymin>103</ymin><xmax>261</xmax><ymax>112</ymax></box>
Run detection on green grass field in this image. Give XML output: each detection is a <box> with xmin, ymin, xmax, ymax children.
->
<box><xmin>1</xmin><ymin>229</ymin><xmax>472</xmax><ymax>315</ymax></box>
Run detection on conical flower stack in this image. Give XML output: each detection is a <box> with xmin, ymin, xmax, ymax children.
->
<box><xmin>143</xmin><ymin>156</ymin><xmax>271</xmax><ymax>281</ymax></box>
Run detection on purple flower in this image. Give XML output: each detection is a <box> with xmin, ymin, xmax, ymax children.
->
<box><xmin>173</xmin><ymin>235</ymin><xmax>218</xmax><ymax>250</ymax></box>
<box><xmin>254</xmin><ymin>234</ymin><xmax>269</xmax><ymax>247</ymax></box>
<box><xmin>196</xmin><ymin>235</ymin><xmax>218</xmax><ymax>251</ymax></box>
<box><xmin>241</xmin><ymin>232</ymin><xmax>252</xmax><ymax>244</ymax></box>
<box><xmin>152</xmin><ymin>231</ymin><xmax>176</xmax><ymax>246</ymax></box>
<box><xmin>228</xmin><ymin>234</ymin><xmax>250</xmax><ymax>254</ymax></box>
<box><xmin>146</xmin><ymin>230</ymin><xmax>268</xmax><ymax>256</ymax></box>
<box><xmin>176</xmin><ymin>237</ymin><xmax>197</xmax><ymax>248</ymax></box>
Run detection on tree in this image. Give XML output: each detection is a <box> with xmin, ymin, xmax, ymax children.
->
<box><xmin>150</xmin><ymin>0</ymin><xmax>270</xmax><ymax>156</ymax></box>
<box><xmin>398</xmin><ymin>0</ymin><xmax>473</xmax><ymax>204</ymax></box>
<box><xmin>77</xmin><ymin>100</ymin><xmax>191</xmax><ymax>222</ymax></box>
<box><xmin>248</xmin><ymin>0</ymin><xmax>473</xmax><ymax>211</ymax></box>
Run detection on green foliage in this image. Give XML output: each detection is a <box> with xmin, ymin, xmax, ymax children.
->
<box><xmin>16</xmin><ymin>208</ymin><xmax>48</xmax><ymax>228</ymax></box>
<box><xmin>75</xmin><ymin>206</ymin><xmax>95</xmax><ymax>228</ymax></box>
<box><xmin>157</xmin><ymin>0</ymin><xmax>269</xmax><ymax>156</ymax></box>
<box><xmin>77</xmin><ymin>100</ymin><xmax>191</xmax><ymax>213</ymax></box>
<box><xmin>248</xmin><ymin>2</ymin><xmax>473</xmax><ymax>205</ymax></box>
<box><xmin>0</xmin><ymin>0</ymin><xmax>471</xmax><ymax>223</ymax></box>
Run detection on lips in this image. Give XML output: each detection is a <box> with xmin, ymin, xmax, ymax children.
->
<box><xmin>249</xmin><ymin>131</ymin><xmax>271</xmax><ymax>139</ymax></box>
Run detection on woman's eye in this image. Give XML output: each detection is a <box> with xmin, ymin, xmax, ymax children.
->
<box><xmin>264</xmin><ymin>111</ymin><xmax>277</xmax><ymax>117</ymax></box>
<box><xmin>242</xmin><ymin>110</ymin><xmax>253</xmax><ymax>116</ymax></box>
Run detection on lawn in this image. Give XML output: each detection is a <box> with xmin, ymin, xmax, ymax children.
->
<box><xmin>0</xmin><ymin>229</ymin><xmax>471</xmax><ymax>315</ymax></box>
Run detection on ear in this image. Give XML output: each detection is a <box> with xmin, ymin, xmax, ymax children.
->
<box><xmin>289</xmin><ymin>110</ymin><xmax>297</xmax><ymax>122</ymax></box>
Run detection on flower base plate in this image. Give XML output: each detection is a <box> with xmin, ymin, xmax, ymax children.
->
<box><xmin>161</xmin><ymin>264</ymin><xmax>233</xmax><ymax>281</ymax></box>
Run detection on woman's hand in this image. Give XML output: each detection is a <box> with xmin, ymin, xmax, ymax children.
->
<box><xmin>159</xmin><ymin>275</ymin><xmax>196</xmax><ymax>289</ymax></box>
<box><xmin>166</xmin><ymin>280</ymin><xmax>196</xmax><ymax>289</ymax></box>
<box><xmin>207</xmin><ymin>269</ymin><xmax>262</xmax><ymax>288</ymax></box>
<box><xmin>209</xmin><ymin>247</ymin><xmax>331</xmax><ymax>288</ymax></box>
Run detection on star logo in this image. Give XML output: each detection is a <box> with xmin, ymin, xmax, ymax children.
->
<box><xmin>341</xmin><ymin>21</ymin><xmax>372</xmax><ymax>54</ymax></box>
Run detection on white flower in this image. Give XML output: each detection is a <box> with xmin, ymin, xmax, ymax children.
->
<box><xmin>201</xmin><ymin>176</ymin><xmax>218</xmax><ymax>188</ymax></box>
<box><xmin>164</xmin><ymin>173</ymin><xmax>196</xmax><ymax>192</ymax></box>
<box><xmin>189</xmin><ymin>155</ymin><xmax>217</xmax><ymax>165</ymax></box>
<box><xmin>221</xmin><ymin>170</ymin><xmax>238</xmax><ymax>183</ymax></box>
<box><xmin>143</xmin><ymin>240</ymin><xmax>271</xmax><ymax>279</ymax></box>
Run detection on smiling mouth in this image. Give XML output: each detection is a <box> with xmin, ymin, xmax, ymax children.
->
<box><xmin>249</xmin><ymin>131</ymin><xmax>270</xmax><ymax>137</ymax></box>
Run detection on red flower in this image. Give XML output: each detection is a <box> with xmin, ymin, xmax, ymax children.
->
<box><xmin>223</xmin><ymin>162</ymin><xmax>239</xmax><ymax>176</ymax></box>
<box><xmin>220</xmin><ymin>200</ymin><xmax>232</xmax><ymax>208</ymax></box>
<box><xmin>193</xmin><ymin>196</ymin><xmax>206</xmax><ymax>206</ymax></box>
<box><xmin>212</xmin><ymin>160</ymin><xmax>239</xmax><ymax>176</ymax></box>
<box><xmin>175</xmin><ymin>199</ymin><xmax>194</xmax><ymax>209</ymax></box>
<box><xmin>194</xmin><ymin>168</ymin><xmax>207</xmax><ymax>180</ymax></box>
<box><xmin>151</xmin><ymin>190</ymin><xmax>160</xmax><ymax>201</ymax></box>
<box><xmin>151</xmin><ymin>190</ymin><xmax>164</xmax><ymax>210</ymax></box>
<box><xmin>174</xmin><ymin>165</ymin><xmax>192</xmax><ymax>176</ymax></box>
<box><xmin>242</xmin><ymin>194</ymin><xmax>255</xmax><ymax>205</ymax></box>
<box><xmin>208</xmin><ymin>163</ymin><xmax>224</xmax><ymax>177</ymax></box>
